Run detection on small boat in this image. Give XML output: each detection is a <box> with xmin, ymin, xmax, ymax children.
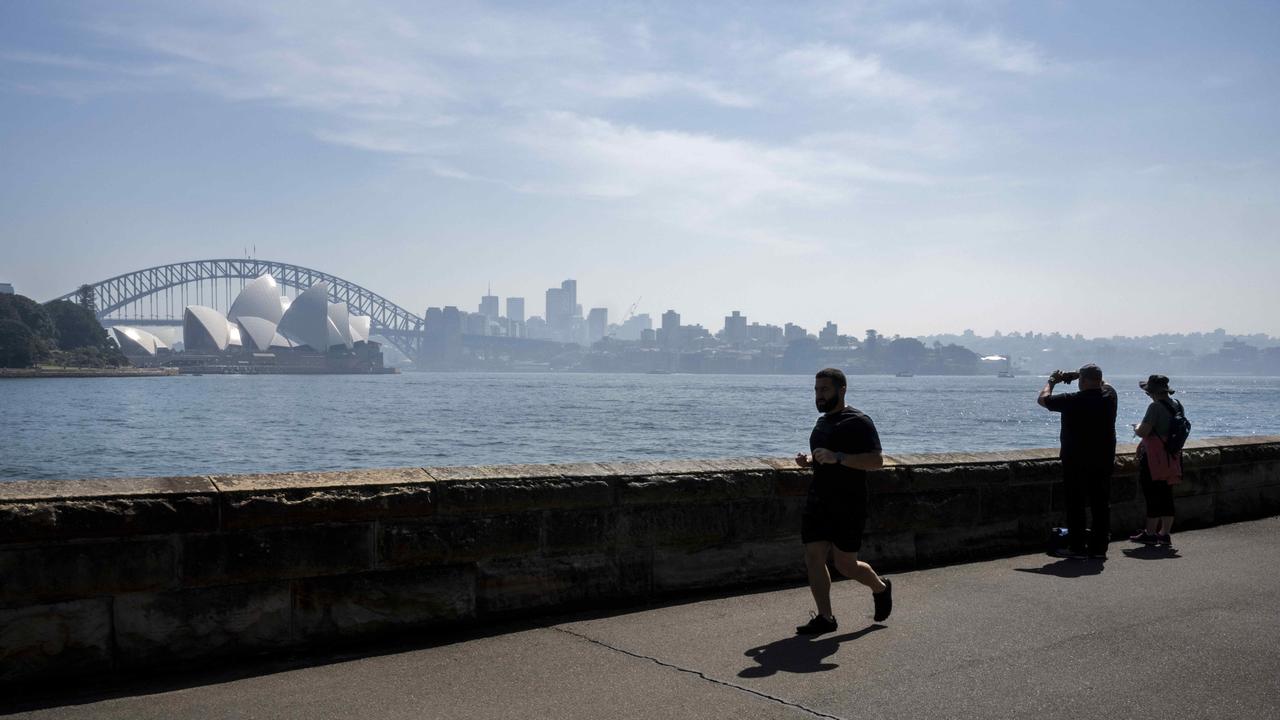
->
<box><xmin>895</xmin><ymin>371</ymin><xmax>914</xmax><ymax>377</ymax></box>
<box><xmin>997</xmin><ymin>370</ymin><xmax>1015</xmax><ymax>378</ymax></box>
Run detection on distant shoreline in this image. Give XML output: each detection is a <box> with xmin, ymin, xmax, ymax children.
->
<box><xmin>0</xmin><ymin>367</ymin><xmax>179</xmax><ymax>379</ymax></box>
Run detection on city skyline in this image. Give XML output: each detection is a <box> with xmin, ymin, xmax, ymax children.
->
<box><xmin>3</xmin><ymin>2</ymin><xmax>1278</xmax><ymax>337</ymax></box>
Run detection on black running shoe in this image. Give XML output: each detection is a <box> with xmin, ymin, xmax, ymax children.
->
<box><xmin>795</xmin><ymin>613</ymin><xmax>838</xmax><ymax>635</ymax></box>
<box><xmin>873</xmin><ymin>578</ymin><xmax>893</xmax><ymax>622</ymax></box>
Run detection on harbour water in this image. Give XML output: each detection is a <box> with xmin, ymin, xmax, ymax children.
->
<box><xmin>3</xmin><ymin>373</ymin><xmax>1279</xmax><ymax>481</ymax></box>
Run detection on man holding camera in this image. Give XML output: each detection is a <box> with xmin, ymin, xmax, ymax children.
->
<box><xmin>1037</xmin><ymin>363</ymin><xmax>1118</xmax><ymax>558</ymax></box>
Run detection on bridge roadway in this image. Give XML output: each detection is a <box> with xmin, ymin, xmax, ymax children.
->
<box><xmin>6</xmin><ymin>517</ymin><xmax>1279</xmax><ymax>720</ymax></box>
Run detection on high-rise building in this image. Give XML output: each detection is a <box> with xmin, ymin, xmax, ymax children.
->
<box><xmin>784</xmin><ymin>323</ymin><xmax>808</xmax><ymax>342</ymax></box>
<box><xmin>819</xmin><ymin>321</ymin><xmax>839</xmax><ymax>345</ymax></box>
<box><xmin>560</xmin><ymin>279</ymin><xmax>577</xmax><ymax>317</ymax></box>
<box><xmin>660</xmin><ymin>310</ymin><xmax>681</xmax><ymax>348</ymax></box>
<box><xmin>587</xmin><ymin>308</ymin><xmax>608</xmax><ymax>344</ymax></box>
<box><xmin>0</xmin><ymin>283</ymin><xmax>14</xmax><ymax>295</ymax></box>
<box><xmin>724</xmin><ymin>310</ymin><xmax>748</xmax><ymax>345</ymax></box>
<box><xmin>506</xmin><ymin>297</ymin><xmax>525</xmax><ymax>324</ymax></box>
<box><xmin>479</xmin><ymin>293</ymin><xmax>499</xmax><ymax>320</ymax></box>
<box><xmin>616</xmin><ymin>313</ymin><xmax>653</xmax><ymax>341</ymax></box>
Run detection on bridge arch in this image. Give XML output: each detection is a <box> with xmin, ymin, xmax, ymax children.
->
<box><xmin>51</xmin><ymin>259</ymin><xmax>424</xmax><ymax>356</ymax></box>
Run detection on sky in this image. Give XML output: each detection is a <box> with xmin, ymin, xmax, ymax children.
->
<box><xmin>2</xmin><ymin>1</ymin><xmax>1278</xmax><ymax>338</ymax></box>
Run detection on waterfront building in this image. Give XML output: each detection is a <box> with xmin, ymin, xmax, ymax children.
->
<box><xmin>0</xmin><ymin>283</ymin><xmax>13</xmax><ymax>295</ymax></box>
<box><xmin>784</xmin><ymin>323</ymin><xmax>808</xmax><ymax>342</ymax></box>
<box><xmin>587</xmin><ymin>307</ymin><xmax>608</xmax><ymax>345</ymax></box>
<box><xmin>724</xmin><ymin>311</ymin><xmax>748</xmax><ymax>346</ymax></box>
<box><xmin>819</xmin><ymin>321</ymin><xmax>838</xmax><ymax>346</ymax></box>
<box><xmin>506</xmin><ymin>297</ymin><xmax>525</xmax><ymax>324</ymax></box>
<box><xmin>479</xmin><ymin>293</ymin><xmax>499</xmax><ymax>320</ymax></box>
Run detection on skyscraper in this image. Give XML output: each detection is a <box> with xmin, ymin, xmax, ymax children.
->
<box><xmin>506</xmin><ymin>297</ymin><xmax>525</xmax><ymax>324</ymax></box>
<box><xmin>587</xmin><ymin>307</ymin><xmax>608</xmax><ymax>345</ymax></box>
<box><xmin>479</xmin><ymin>292</ymin><xmax>499</xmax><ymax>321</ymax></box>
<box><xmin>724</xmin><ymin>310</ymin><xmax>748</xmax><ymax>345</ymax></box>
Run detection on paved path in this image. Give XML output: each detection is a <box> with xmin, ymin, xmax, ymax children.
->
<box><xmin>6</xmin><ymin>517</ymin><xmax>1280</xmax><ymax>720</ymax></box>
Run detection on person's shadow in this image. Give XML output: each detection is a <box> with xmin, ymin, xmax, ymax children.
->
<box><xmin>1014</xmin><ymin>557</ymin><xmax>1106</xmax><ymax>578</ymax></box>
<box><xmin>1122</xmin><ymin>545</ymin><xmax>1181</xmax><ymax>560</ymax></box>
<box><xmin>738</xmin><ymin>624</ymin><xmax>885</xmax><ymax>678</ymax></box>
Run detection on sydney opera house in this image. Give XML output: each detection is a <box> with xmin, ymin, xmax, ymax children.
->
<box><xmin>111</xmin><ymin>275</ymin><xmax>389</xmax><ymax>374</ymax></box>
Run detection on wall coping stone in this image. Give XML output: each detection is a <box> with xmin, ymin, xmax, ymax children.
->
<box><xmin>2</xmin><ymin>435</ymin><xmax>1277</xmax><ymax>506</ymax></box>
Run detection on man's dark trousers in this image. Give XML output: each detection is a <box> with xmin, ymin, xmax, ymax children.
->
<box><xmin>1063</xmin><ymin>458</ymin><xmax>1113</xmax><ymax>555</ymax></box>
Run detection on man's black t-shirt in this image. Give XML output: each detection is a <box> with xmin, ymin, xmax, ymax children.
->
<box><xmin>1043</xmin><ymin>386</ymin><xmax>1118</xmax><ymax>463</ymax></box>
<box><xmin>808</xmin><ymin>406</ymin><xmax>882</xmax><ymax>505</ymax></box>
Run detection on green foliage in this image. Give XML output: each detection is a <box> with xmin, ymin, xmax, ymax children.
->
<box><xmin>0</xmin><ymin>319</ymin><xmax>37</xmax><ymax>368</ymax></box>
<box><xmin>0</xmin><ymin>294</ymin><xmax>57</xmax><ymax>340</ymax></box>
<box><xmin>43</xmin><ymin>299</ymin><xmax>112</xmax><ymax>352</ymax></box>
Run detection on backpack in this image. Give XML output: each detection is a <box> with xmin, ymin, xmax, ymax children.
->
<box><xmin>1159</xmin><ymin>398</ymin><xmax>1191</xmax><ymax>455</ymax></box>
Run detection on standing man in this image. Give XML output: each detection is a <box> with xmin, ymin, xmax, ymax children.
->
<box><xmin>795</xmin><ymin>368</ymin><xmax>892</xmax><ymax>635</ymax></box>
<box><xmin>1038</xmin><ymin>363</ymin><xmax>1118</xmax><ymax>559</ymax></box>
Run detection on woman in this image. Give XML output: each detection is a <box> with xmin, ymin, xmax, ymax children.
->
<box><xmin>1129</xmin><ymin>375</ymin><xmax>1183</xmax><ymax>547</ymax></box>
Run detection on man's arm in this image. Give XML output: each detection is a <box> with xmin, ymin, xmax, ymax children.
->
<box><xmin>1037</xmin><ymin>378</ymin><xmax>1057</xmax><ymax>408</ymax></box>
<box><xmin>811</xmin><ymin>448</ymin><xmax>883</xmax><ymax>470</ymax></box>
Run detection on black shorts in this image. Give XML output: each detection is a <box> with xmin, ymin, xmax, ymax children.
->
<box><xmin>800</xmin><ymin>497</ymin><xmax>867</xmax><ymax>552</ymax></box>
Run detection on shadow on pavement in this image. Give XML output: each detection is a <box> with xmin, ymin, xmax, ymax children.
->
<box><xmin>738</xmin><ymin>623</ymin><xmax>886</xmax><ymax>678</ymax></box>
<box><xmin>1122</xmin><ymin>545</ymin><xmax>1181</xmax><ymax>560</ymax></box>
<box><xmin>1013</xmin><ymin>557</ymin><xmax>1106</xmax><ymax>578</ymax></box>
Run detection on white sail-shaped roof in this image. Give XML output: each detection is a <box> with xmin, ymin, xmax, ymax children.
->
<box><xmin>226</xmin><ymin>323</ymin><xmax>242</xmax><ymax>348</ymax></box>
<box><xmin>111</xmin><ymin>326</ymin><xmax>168</xmax><ymax>356</ymax></box>
<box><xmin>269</xmin><ymin>332</ymin><xmax>295</xmax><ymax>349</ymax></box>
<box><xmin>328</xmin><ymin>302</ymin><xmax>354</xmax><ymax>349</ymax></box>
<box><xmin>184</xmin><ymin>306</ymin><xmax>230</xmax><ymax>352</ymax></box>
<box><xmin>236</xmin><ymin>316</ymin><xmax>278</xmax><ymax>352</ymax></box>
<box><xmin>350</xmin><ymin>316</ymin><xmax>371</xmax><ymax>344</ymax></box>
<box><xmin>276</xmin><ymin>283</ymin><xmax>332</xmax><ymax>351</ymax></box>
<box><xmin>228</xmin><ymin>275</ymin><xmax>285</xmax><ymax>325</ymax></box>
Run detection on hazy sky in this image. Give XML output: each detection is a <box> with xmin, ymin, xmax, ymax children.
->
<box><xmin>2</xmin><ymin>1</ymin><xmax>1278</xmax><ymax>338</ymax></box>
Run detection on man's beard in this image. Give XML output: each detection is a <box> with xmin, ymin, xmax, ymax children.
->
<box><xmin>816</xmin><ymin>397</ymin><xmax>839</xmax><ymax>413</ymax></box>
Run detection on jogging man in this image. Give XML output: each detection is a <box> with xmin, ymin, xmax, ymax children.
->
<box><xmin>795</xmin><ymin>368</ymin><xmax>892</xmax><ymax>635</ymax></box>
<box><xmin>1038</xmin><ymin>363</ymin><xmax>1118</xmax><ymax>558</ymax></box>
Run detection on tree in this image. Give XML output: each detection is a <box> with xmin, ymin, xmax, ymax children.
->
<box><xmin>886</xmin><ymin>337</ymin><xmax>928</xmax><ymax>372</ymax></box>
<box><xmin>44</xmin><ymin>300</ymin><xmax>111</xmax><ymax>351</ymax></box>
<box><xmin>0</xmin><ymin>319</ymin><xmax>36</xmax><ymax>368</ymax></box>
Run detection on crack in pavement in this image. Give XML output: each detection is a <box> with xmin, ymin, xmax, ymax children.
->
<box><xmin>550</xmin><ymin>626</ymin><xmax>847</xmax><ymax>720</ymax></box>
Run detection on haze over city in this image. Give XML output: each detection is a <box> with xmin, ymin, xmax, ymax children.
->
<box><xmin>3</xmin><ymin>1</ymin><xmax>1278</xmax><ymax>337</ymax></box>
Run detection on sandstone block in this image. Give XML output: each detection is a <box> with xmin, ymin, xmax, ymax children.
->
<box><xmin>543</xmin><ymin>509</ymin><xmax>615</xmax><ymax>556</ymax></box>
<box><xmin>0</xmin><ymin>494</ymin><xmax>217</xmax><ymax>544</ymax></box>
<box><xmin>619</xmin><ymin>471</ymin><xmax>772</xmax><ymax>505</ymax></box>
<box><xmin>1213</xmin><ymin>488</ymin><xmax>1264</xmax><ymax>523</ymax></box>
<box><xmin>1007</xmin><ymin>460</ymin><xmax>1061</xmax><ymax>486</ymax></box>
<box><xmin>213</xmin><ymin>468</ymin><xmax>435</xmax><ymax>529</ymax></box>
<box><xmin>379</xmin><ymin>514</ymin><xmax>540</xmax><ymax>567</ymax></box>
<box><xmin>181</xmin><ymin>524</ymin><xmax>374</xmax><ymax>588</ymax></box>
<box><xmin>113</xmin><ymin>582</ymin><xmax>292</xmax><ymax>666</ymax></box>
<box><xmin>1219</xmin><ymin>442</ymin><xmax>1280</xmax><ymax>466</ymax></box>
<box><xmin>727</xmin><ymin>498</ymin><xmax>804</xmax><ymax>543</ymax></box>
<box><xmin>903</xmin><ymin>464</ymin><xmax>975</xmax><ymax>493</ymax></box>
<box><xmin>864</xmin><ymin>465</ymin><xmax>911</xmax><ymax>494</ymax></box>
<box><xmin>476</xmin><ymin>553</ymin><xmax>618</xmax><ymax>615</ymax></box>
<box><xmin>979</xmin><ymin>483</ymin><xmax>1052</xmax><ymax>524</ymax></box>
<box><xmin>292</xmin><ymin>565</ymin><xmax>475</xmax><ymax>641</ymax></box>
<box><xmin>0</xmin><ymin>598</ymin><xmax>112</xmax><ymax>685</ymax></box>
<box><xmin>1173</xmin><ymin>494</ymin><xmax>1215</xmax><ymax>528</ymax></box>
<box><xmin>867</xmin><ymin>488</ymin><xmax>980</xmax><ymax>533</ymax></box>
<box><xmin>437</xmin><ymin>478</ymin><xmax>614</xmax><ymax>514</ymax></box>
<box><xmin>0</xmin><ymin>537</ymin><xmax>176</xmax><ymax>604</ymax></box>
<box><xmin>618</xmin><ymin>504</ymin><xmax>731</xmax><ymax>549</ymax></box>
<box><xmin>772</xmin><ymin>469</ymin><xmax>811</xmax><ymax>497</ymax></box>
<box><xmin>860</xmin><ymin>531</ymin><xmax>917</xmax><ymax>570</ymax></box>
<box><xmin>1217</xmin><ymin>461</ymin><xmax>1280</xmax><ymax>491</ymax></box>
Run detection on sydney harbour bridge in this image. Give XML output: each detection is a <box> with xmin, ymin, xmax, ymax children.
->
<box><xmin>50</xmin><ymin>258</ymin><xmax>560</xmax><ymax>361</ymax></box>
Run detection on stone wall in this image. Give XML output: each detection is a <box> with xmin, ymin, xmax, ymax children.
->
<box><xmin>3</xmin><ymin>436</ymin><xmax>1279</xmax><ymax>687</ymax></box>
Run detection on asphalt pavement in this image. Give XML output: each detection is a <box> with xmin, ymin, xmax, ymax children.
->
<box><xmin>6</xmin><ymin>517</ymin><xmax>1279</xmax><ymax>720</ymax></box>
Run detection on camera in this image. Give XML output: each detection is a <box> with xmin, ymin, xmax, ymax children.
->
<box><xmin>1049</xmin><ymin>370</ymin><xmax>1080</xmax><ymax>385</ymax></box>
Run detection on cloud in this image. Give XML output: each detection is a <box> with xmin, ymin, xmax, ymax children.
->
<box><xmin>775</xmin><ymin>43</ymin><xmax>948</xmax><ymax>104</ymax></box>
<box><xmin>878</xmin><ymin>21</ymin><xmax>1052</xmax><ymax>75</ymax></box>
<box><xmin>582</xmin><ymin>72</ymin><xmax>757</xmax><ymax>108</ymax></box>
